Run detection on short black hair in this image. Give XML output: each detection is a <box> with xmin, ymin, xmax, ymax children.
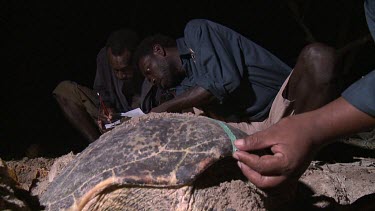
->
<box><xmin>105</xmin><ymin>29</ymin><xmax>139</xmax><ymax>55</ymax></box>
<box><xmin>133</xmin><ymin>34</ymin><xmax>176</xmax><ymax>65</ymax></box>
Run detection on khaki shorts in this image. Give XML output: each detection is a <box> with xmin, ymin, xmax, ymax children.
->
<box><xmin>228</xmin><ymin>72</ymin><xmax>295</xmax><ymax>135</ymax></box>
<box><xmin>53</xmin><ymin>80</ymin><xmax>100</xmax><ymax>120</ymax></box>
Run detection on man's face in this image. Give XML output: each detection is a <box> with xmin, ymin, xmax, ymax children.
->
<box><xmin>107</xmin><ymin>48</ymin><xmax>135</xmax><ymax>80</ymax></box>
<box><xmin>138</xmin><ymin>54</ymin><xmax>177</xmax><ymax>89</ymax></box>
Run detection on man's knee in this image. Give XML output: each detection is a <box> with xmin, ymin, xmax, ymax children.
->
<box><xmin>299</xmin><ymin>43</ymin><xmax>338</xmax><ymax>83</ymax></box>
<box><xmin>53</xmin><ymin>80</ymin><xmax>77</xmax><ymax>98</ymax></box>
<box><xmin>300</xmin><ymin>43</ymin><xmax>336</xmax><ymax>65</ymax></box>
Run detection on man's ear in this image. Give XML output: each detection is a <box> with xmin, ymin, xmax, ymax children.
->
<box><xmin>152</xmin><ymin>44</ymin><xmax>166</xmax><ymax>56</ymax></box>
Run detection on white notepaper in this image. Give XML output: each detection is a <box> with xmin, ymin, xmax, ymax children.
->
<box><xmin>104</xmin><ymin>108</ymin><xmax>145</xmax><ymax>129</ymax></box>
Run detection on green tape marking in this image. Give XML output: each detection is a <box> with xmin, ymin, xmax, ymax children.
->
<box><xmin>212</xmin><ymin>119</ymin><xmax>238</xmax><ymax>153</ymax></box>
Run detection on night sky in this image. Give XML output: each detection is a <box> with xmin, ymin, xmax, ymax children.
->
<box><xmin>2</xmin><ymin>0</ymin><xmax>374</xmax><ymax>160</ymax></box>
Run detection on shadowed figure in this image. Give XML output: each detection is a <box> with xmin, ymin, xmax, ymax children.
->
<box><xmin>53</xmin><ymin>29</ymin><xmax>142</xmax><ymax>142</ymax></box>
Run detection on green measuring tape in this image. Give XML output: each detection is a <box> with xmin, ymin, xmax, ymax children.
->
<box><xmin>212</xmin><ymin>119</ymin><xmax>238</xmax><ymax>153</ymax></box>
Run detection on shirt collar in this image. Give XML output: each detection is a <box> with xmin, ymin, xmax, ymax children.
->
<box><xmin>176</xmin><ymin>37</ymin><xmax>193</xmax><ymax>78</ymax></box>
<box><xmin>176</xmin><ymin>38</ymin><xmax>191</xmax><ymax>57</ymax></box>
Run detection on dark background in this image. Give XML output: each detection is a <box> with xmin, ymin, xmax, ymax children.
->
<box><xmin>1</xmin><ymin>0</ymin><xmax>374</xmax><ymax>160</ymax></box>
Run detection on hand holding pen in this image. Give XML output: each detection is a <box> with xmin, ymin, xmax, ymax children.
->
<box><xmin>97</xmin><ymin>92</ymin><xmax>115</xmax><ymax>132</ymax></box>
<box><xmin>97</xmin><ymin>92</ymin><xmax>110</xmax><ymax>116</ymax></box>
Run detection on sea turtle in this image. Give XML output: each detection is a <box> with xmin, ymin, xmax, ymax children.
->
<box><xmin>40</xmin><ymin>112</ymin><xmax>267</xmax><ymax>210</ymax></box>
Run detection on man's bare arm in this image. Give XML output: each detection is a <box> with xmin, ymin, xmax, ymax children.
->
<box><xmin>233</xmin><ymin>97</ymin><xmax>375</xmax><ymax>189</ymax></box>
<box><xmin>151</xmin><ymin>86</ymin><xmax>216</xmax><ymax>113</ymax></box>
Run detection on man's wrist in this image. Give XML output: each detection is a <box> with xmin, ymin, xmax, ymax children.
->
<box><xmin>287</xmin><ymin>111</ymin><xmax>330</xmax><ymax>150</ymax></box>
<box><xmin>307</xmin><ymin>111</ymin><xmax>333</xmax><ymax>149</ymax></box>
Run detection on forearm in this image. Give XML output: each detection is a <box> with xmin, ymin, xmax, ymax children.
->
<box><xmin>152</xmin><ymin>86</ymin><xmax>215</xmax><ymax>112</ymax></box>
<box><xmin>297</xmin><ymin>97</ymin><xmax>375</xmax><ymax>147</ymax></box>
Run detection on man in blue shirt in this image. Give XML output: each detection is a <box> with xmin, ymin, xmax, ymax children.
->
<box><xmin>233</xmin><ymin>0</ymin><xmax>375</xmax><ymax>191</ymax></box>
<box><xmin>134</xmin><ymin>20</ymin><xmax>339</xmax><ymax>132</ymax></box>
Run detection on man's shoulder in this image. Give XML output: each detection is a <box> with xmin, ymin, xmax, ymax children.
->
<box><xmin>184</xmin><ymin>19</ymin><xmax>229</xmax><ymax>39</ymax></box>
<box><xmin>185</xmin><ymin>19</ymin><xmax>213</xmax><ymax>31</ymax></box>
<box><xmin>97</xmin><ymin>47</ymin><xmax>107</xmax><ymax>58</ymax></box>
<box><xmin>183</xmin><ymin>19</ymin><xmax>218</xmax><ymax>42</ymax></box>
<box><xmin>96</xmin><ymin>47</ymin><xmax>110</xmax><ymax>66</ymax></box>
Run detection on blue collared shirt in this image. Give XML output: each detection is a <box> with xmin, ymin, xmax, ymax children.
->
<box><xmin>342</xmin><ymin>70</ymin><xmax>375</xmax><ymax>117</ymax></box>
<box><xmin>342</xmin><ymin>0</ymin><xmax>375</xmax><ymax>117</ymax></box>
<box><xmin>176</xmin><ymin>19</ymin><xmax>291</xmax><ymax>121</ymax></box>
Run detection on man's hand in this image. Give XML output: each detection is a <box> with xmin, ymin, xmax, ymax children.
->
<box><xmin>150</xmin><ymin>103</ymin><xmax>169</xmax><ymax>113</ymax></box>
<box><xmin>232</xmin><ymin>97</ymin><xmax>375</xmax><ymax>190</ymax></box>
<box><xmin>232</xmin><ymin>115</ymin><xmax>319</xmax><ymax>189</ymax></box>
<box><xmin>97</xmin><ymin>107</ymin><xmax>116</xmax><ymax>133</ymax></box>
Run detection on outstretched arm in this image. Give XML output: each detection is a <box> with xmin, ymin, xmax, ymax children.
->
<box><xmin>233</xmin><ymin>97</ymin><xmax>375</xmax><ymax>189</ymax></box>
<box><xmin>150</xmin><ymin>86</ymin><xmax>216</xmax><ymax>113</ymax></box>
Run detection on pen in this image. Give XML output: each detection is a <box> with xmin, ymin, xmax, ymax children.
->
<box><xmin>97</xmin><ymin>92</ymin><xmax>110</xmax><ymax>116</ymax></box>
